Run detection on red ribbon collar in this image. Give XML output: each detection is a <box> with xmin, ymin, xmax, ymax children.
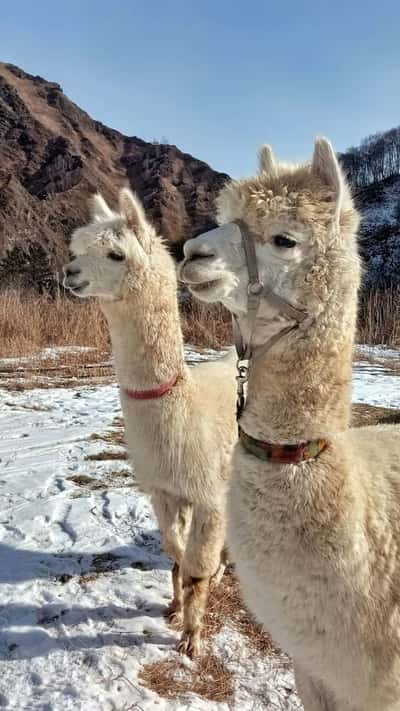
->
<box><xmin>124</xmin><ymin>374</ymin><xmax>180</xmax><ymax>400</ymax></box>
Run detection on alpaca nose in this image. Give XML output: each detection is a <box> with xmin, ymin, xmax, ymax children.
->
<box><xmin>183</xmin><ymin>239</ymin><xmax>215</xmax><ymax>263</ymax></box>
<box><xmin>64</xmin><ymin>262</ymin><xmax>81</xmax><ymax>278</ymax></box>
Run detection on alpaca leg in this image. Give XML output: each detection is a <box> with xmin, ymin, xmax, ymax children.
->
<box><xmin>151</xmin><ymin>491</ymin><xmax>192</xmax><ymax>622</ymax></box>
<box><xmin>211</xmin><ymin>546</ymin><xmax>229</xmax><ymax>587</ymax></box>
<box><xmin>178</xmin><ymin>575</ymin><xmax>210</xmax><ymax>658</ymax></box>
<box><xmin>167</xmin><ymin>562</ymin><xmax>184</xmax><ymax>627</ymax></box>
<box><xmin>178</xmin><ymin>507</ymin><xmax>225</xmax><ymax>657</ymax></box>
<box><xmin>295</xmin><ymin>666</ymin><xmax>339</xmax><ymax>711</ymax></box>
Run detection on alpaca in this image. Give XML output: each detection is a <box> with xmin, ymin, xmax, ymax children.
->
<box><xmin>64</xmin><ymin>188</ymin><xmax>237</xmax><ymax>657</ymax></box>
<box><xmin>179</xmin><ymin>138</ymin><xmax>400</xmax><ymax>709</ymax></box>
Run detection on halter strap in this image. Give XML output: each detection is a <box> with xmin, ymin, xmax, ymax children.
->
<box><xmin>232</xmin><ymin>220</ymin><xmax>308</xmax><ymax>419</ymax></box>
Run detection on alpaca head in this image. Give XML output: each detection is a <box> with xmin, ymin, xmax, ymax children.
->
<box><xmin>64</xmin><ymin>189</ymin><xmax>164</xmax><ymax>301</ymax></box>
<box><xmin>180</xmin><ymin>138</ymin><xmax>360</xmax><ymax>320</ymax></box>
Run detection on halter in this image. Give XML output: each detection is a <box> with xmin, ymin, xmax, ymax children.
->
<box><xmin>232</xmin><ymin>220</ymin><xmax>308</xmax><ymax>419</ymax></box>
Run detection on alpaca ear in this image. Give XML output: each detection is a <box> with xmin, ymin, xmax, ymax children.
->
<box><xmin>89</xmin><ymin>193</ymin><xmax>114</xmax><ymax>222</ymax></box>
<box><xmin>119</xmin><ymin>188</ymin><xmax>150</xmax><ymax>247</ymax></box>
<box><xmin>258</xmin><ymin>145</ymin><xmax>278</xmax><ymax>178</ymax></box>
<box><xmin>311</xmin><ymin>138</ymin><xmax>344</xmax><ymax>209</ymax></box>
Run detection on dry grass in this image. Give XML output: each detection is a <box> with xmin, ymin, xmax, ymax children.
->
<box><xmin>84</xmin><ymin>450</ymin><xmax>128</xmax><ymax>461</ymax></box>
<box><xmin>68</xmin><ymin>469</ymin><xmax>136</xmax><ymax>498</ymax></box>
<box><xmin>54</xmin><ymin>551</ymin><xmax>125</xmax><ymax>586</ymax></box>
<box><xmin>0</xmin><ymin>289</ymin><xmax>232</xmax><ymax>360</ymax></box>
<box><xmin>0</xmin><ymin>373</ymin><xmax>112</xmax><ymax>391</ymax></box>
<box><xmin>0</xmin><ymin>289</ymin><xmax>110</xmax><ymax>357</ymax></box>
<box><xmin>204</xmin><ymin>568</ymin><xmax>274</xmax><ymax>654</ymax></box>
<box><xmin>140</xmin><ymin>568</ymin><xmax>276</xmax><ymax>704</ymax></box>
<box><xmin>180</xmin><ymin>299</ymin><xmax>232</xmax><ymax>349</ymax></box>
<box><xmin>0</xmin><ymin>354</ymin><xmax>113</xmax><ymax>391</ymax></box>
<box><xmin>358</xmin><ymin>287</ymin><xmax>400</xmax><ymax>346</ymax></box>
<box><xmin>68</xmin><ymin>474</ymin><xmax>106</xmax><ymax>490</ymax></box>
<box><xmin>2</xmin><ymin>284</ymin><xmax>400</xmax><ymax>362</ymax></box>
<box><xmin>90</xmin><ymin>418</ymin><xmax>125</xmax><ymax>447</ymax></box>
<box><xmin>139</xmin><ymin>654</ymin><xmax>234</xmax><ymax>704</ymax></box>
<box><xmin>352</xmin><ymin>402</ymin><xmax>400</xmax><ymax>427</ymax></box>
<box><xmin>68</xmin><ymin>418</ymin><xmax>134</xmax><ymax>493</ymax></box>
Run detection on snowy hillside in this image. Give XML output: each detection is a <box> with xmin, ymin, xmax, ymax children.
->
<box><xmin>357</xmin><ymin>175</ymin><xmax>400</xmax><ymax>287</ymax></box>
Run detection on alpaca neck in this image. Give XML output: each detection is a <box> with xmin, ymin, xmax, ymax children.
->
<box><xmin>239</xmin><ymin>307</ymin><xmax>355</xmax><ymax>443</ymax></box>
<box><xmin>101</xmin><ymin>288</ymin><xmax>186</xmax><ymax>392</ymax></box>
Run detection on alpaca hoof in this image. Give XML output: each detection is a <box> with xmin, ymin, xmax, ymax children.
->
<box><xmin>177</xmin><ymin>633</ymin><xmax>201</xmax><ymax>658</ymax></box>
<box><xmin>168</xmin><ymin>610</ymin><xmax>183</xmax><ymax>628</ymax></box>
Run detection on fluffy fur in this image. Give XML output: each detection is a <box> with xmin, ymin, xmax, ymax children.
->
<box><xmin>64</xmin><ymin>188</ymin><xmax>237</xmax><ymax>657</ymax></box>
<box><xmin>180</xmin><ymin>139</ymin><xmax>400</xmax><ymax>709</ymax></box>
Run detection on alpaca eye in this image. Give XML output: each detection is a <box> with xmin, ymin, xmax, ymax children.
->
<box><xmin>108</xmin><ymin>251</ymin><xmax>125</xmax><ymax>261</ymax></box>
<box><xmin>273</xmin><ymin>234</ymin><xmax>297</xmax><ymax>249</ymax></box>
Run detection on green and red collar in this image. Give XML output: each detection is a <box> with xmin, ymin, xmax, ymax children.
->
<box><xmin>239</xmin><ymin>426</ymin><xmax>328</xmax><ymax>464</ymax></box>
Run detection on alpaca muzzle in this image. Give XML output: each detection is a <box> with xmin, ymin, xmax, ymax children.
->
<box><xmin>63</xmin><ymin>262</ymin><xmax>90</xmax><ymax>294</ymax></box>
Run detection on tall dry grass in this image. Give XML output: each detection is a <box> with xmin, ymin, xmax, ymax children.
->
<box><xmin>1</xmin><ymin>286</ymin><xmax>397</xmax><ymax>361</ymax></box>
<box><xmin>0</xmin><ymin>289</ymin><xmax>233</xmax><ymax>359</ymax></box>
<box><xmin>180</xmin><ymin>300</ymin><xmax>232</xmax><ymax>349</ymax></box>
<box><xmin>358</xmin><ymin>287</ymin><xmax>400</xmax><ymax>346</ymax></box>
<box><xmin>0</xmin><ymin>289</ymin><xmax>110</xmax><ymax>357</ymax></box>
<box><xmin>182</xmin><ymin>288</ymin><xmax>400</xmax><ymax>349</ymax></box>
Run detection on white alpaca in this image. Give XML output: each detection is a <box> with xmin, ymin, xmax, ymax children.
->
<box><xmin>180</xmin><ymin>139</ymin><xmax>400</xmax><ymax>709</ymax></box>
<box><xmin>64</xmin><ymin>189</ymin><xmax>237</xmax><ymax>656</ymax></box>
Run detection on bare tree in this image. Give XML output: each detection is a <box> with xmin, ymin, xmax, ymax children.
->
<box><xmin>340</xmin><ymin>125</ymin><xmax>400</xmax><ymax>187</ymax></box>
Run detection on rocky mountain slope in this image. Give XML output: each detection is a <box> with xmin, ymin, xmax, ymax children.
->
<box><xmin>1</xmin><ymin>61</ymin><xmax>399</xmax><ymax>292</ymax></box>
<box><xmin>0</xmin><ymin>63</ymin><xmax>228</xmax><ymax>291</ymax></box>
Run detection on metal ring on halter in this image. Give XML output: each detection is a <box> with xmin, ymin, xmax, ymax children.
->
<box><xmin>248</xmin><ymin>281</ymin><xmax>264</xmax><ymax>296</ymax></box>
<box><xmin>236</xmin><ymin>361</ymin><xmax>249</xmax><ymax>383</ymax></box>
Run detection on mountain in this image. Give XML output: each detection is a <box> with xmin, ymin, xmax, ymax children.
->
<box><xmin>353</xmin><ymin>175</ymin><xmax>400</xmax><ymax>289</ymax></box>
<box><xmin>1</xmin><ymin>61</ymin><xmax>400</xmax><ymax>293</ymax></box>
<box><xmin>0</xmin><ymin>63</ymin><xmax>228</xmax><ymax>291</ymax></box>
<box><xmin>340</xmin><ymin>132</ymin><xmax>400</xmax><ymax>289</ymax></box>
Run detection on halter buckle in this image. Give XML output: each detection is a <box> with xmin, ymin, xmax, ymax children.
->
<box><xmin>247</xmin><ymin>280</ymin><xmax>264</xmax><ymax>296</ymax></box>
<box><xmin>236</xmin><ymin>361</ymin><xmax>249</xmax><ymax>397</ymax></box>
<box><xmin>236</xmin><ymin>361</ymin><xmax>249</xmax><ymax>421</ymax></box>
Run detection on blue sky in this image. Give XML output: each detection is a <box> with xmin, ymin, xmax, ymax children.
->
<box><xmin>2</xmin><ymin>0</ymin><xmax>400</xmax><ymax>176</ymax></box>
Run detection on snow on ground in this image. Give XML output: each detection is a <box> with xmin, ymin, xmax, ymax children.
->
<box><xmin>357</xmin><ymin>344</ymin><xmax>400</xmax><ymax>361</ymax></box>
<box><xmin>353</xmin><ymin>347</ymin><xmax>400</xmax><ymax>408</ymax></box>
<box><xmin>0</xmin><ymin>345</ymin><xmax>399</xmax><ymax>710</ymax></box>
<box><xmin>0</xmin><ymin>347</ymin><xmax>299</xmax><ymax>711</ymax></box>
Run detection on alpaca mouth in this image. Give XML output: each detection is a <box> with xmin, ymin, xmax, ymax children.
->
<box><xmin>66</xmin><ymin>280</ymin><xmax>90</xmax><ymax>294</ymax></box>
<box><xmin>187</xmin><ymin>278</ymin><xmax>223</xmax><ymax>292</ymax></box>
<box><xmin>179</xmin><ymin>259</ymin><xmax>229</xmax><ymax>298</ymax></box>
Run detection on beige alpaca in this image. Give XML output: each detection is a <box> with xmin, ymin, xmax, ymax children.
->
<box><xmin>180</xmin><ymin>139</ymin><xmax>400</xmax><ymax>709</ymax></box>
<box><xmin>64</xmin><ymin>189</ymin><xmax>237</xmax><ymax>656</ymax></box>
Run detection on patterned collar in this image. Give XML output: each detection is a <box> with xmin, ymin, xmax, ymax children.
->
<box><xmin>239</xmin><ymin>426</ymin><xmax>328</xmax><ymax>464</ymax></box>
